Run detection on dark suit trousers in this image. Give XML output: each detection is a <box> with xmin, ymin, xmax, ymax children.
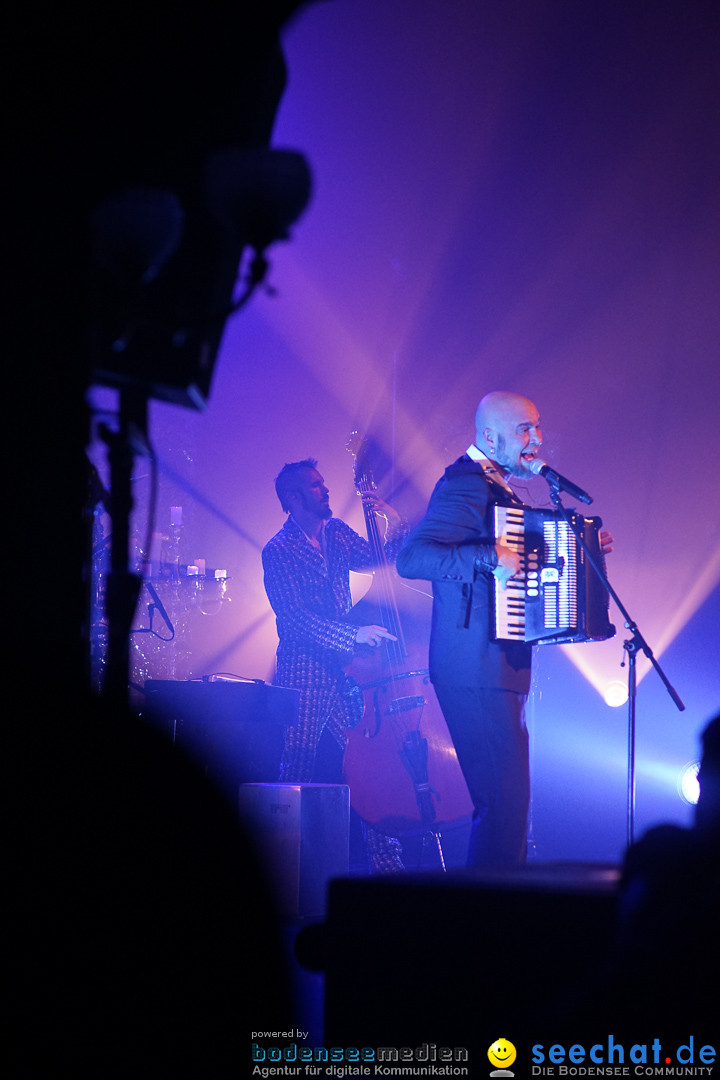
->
<box><xmin>434</xmin><ymin>684</ymin><xmax>530</xmax><ymax>869</ymax></box>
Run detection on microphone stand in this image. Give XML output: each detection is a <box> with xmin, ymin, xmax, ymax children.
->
<box><xmin>133</xmin><ymin>581</ymin><xmax>176</xmax><ymax>641</ymax></box>
<box><xmin>544</xmin><ymin>479</ymin><xmax>685</xmax><ymax>849</ymax></box>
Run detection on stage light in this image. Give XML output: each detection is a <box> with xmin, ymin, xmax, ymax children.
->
<box><xmin>90</xmin><ymin>187</ymin><xmax>185</xmax><ymax>285</ymax></box>
<box><xmin>89</xmin><ymin>149</ymin><xmax>312</xmax><ymax>410</ymax></box>
<box><xmin>603</xmin><ymin>680</ymin><xmax>629</xmax><ymax>708</ymax></box>
<box><xmin>677</xmin><ymin>760</ymin><xmax>700</xmax><ymax>806</ymax></box>
<box><xmin>205</xmin><ymin>146</ymin><xmax>313</xmax><ymax>254</ymax></box>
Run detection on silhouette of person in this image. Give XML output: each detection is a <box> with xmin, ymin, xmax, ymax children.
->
<box><xmin>549</xmin><ymin>712</ymin><xmax>720</xmax><ymax>1041</ymax></box>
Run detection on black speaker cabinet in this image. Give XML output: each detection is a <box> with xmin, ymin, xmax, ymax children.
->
<box><xmin>297</xmin><ymin>864</ymin><xmax>619</xmax><ymax>1050</ymax></box>
<box><xmin>143</xmin><ymin>679</ymin><xmax>298</xmax><ymax>803</ymax></box>
<box><xmin>238</xmin><ymin>783</ymin><xmax>350</xmax><ymax>919</ymax></box>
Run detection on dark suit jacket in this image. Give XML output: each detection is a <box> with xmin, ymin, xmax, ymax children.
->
<box><xmin>396</xmin><ymin>456</ymin><xmax>532</xmax><ymax>693</ymax></box>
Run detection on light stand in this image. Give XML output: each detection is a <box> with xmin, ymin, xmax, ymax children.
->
<box><xmin>89</xmin><ymin>147</ymin><xmax>313</xmax><ymax>709</ymax></box>
<box><xmin>98</xmin><ymin>391</ymin><xmax>152</xmax><ymax>709</ymax></box>
<box><xmin>544</xmin><ymin>479</ymin><xmax>685</xmax><ymax>848</ymax></box>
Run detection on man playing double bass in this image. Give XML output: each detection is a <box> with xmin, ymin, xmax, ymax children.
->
<box><xmin>261</xmin><ymin>458</ymin><xmax>408</xmax><ymax>873</ymax></box>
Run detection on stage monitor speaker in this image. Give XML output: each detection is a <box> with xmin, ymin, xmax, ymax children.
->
<box><xmin>238</xmin><ymin>783</ymin><xmax>350</xmax><ymax>919</ymax></box>
<box><xmin>143</xmin><ymin>679</ymin><xmax>298</xmax><ymax>803</ymax></box>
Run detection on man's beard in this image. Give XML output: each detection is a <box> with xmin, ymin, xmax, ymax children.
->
<box><xmin>495</xmin><ymin>434</ymin><xmax>533</xmax><ymax>479</ymax></box>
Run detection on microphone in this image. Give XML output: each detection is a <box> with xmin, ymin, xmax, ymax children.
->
<box><xmin>528</xmin><ymin>458</ymin><xmax>593</xmax><ymax>505</ymax></box>
<box><xmin>145</xmin><ymin>582</ymin><xmax>175</xmax><ymax>637</ymax></box>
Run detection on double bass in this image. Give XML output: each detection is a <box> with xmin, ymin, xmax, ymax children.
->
<box><xmin>342</xmin><ymin>434</ymin><xmax>473</xmax><ymax>863</ymax></box>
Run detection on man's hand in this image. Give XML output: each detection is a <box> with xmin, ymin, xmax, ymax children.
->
<box><xmin>600</xmin><ymin>530</ymin><xmax>614</xmax><ymax>556</ymax></box>
<box><xmin>355</xmin><ymin>625</ymin><xmax>398</xmax><ymax>647</ymax></box>
<box><xmin>492</xmin><ymin>542</ymin><xmax>521</xmax><ymax>589</ymax></box>
<box><xmin>360</xmin><ymin>491</ymin><xmax>403</xmax><ymax>530</ymax></box>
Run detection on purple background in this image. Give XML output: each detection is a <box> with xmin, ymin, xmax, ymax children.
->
<box><xmin>90</xmin><ymin>0</ymin><xmax>720</xmax><ymax>863</ymax></box>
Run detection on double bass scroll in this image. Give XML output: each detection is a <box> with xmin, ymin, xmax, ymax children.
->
<box><xmin>342</xmin><ymin>433</ymin><xmax>473</xmax><ymax>837</ymax></box>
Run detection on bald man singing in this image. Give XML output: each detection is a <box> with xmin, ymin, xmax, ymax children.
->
<box><xmin>397</xmin><ymin>391</ymin><xmax>551</xmax><ymax>870</ymax></box>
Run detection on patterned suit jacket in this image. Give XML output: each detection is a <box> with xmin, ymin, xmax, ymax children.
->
<box><xmin>396</xmin><ymin>456</ymin><xmax>533</xmax><ymax>693</ymax></box>
<box><xmin>262</xmin><ymin>515</ymin><xmax>407</xmax><ymax>687</ymax></box>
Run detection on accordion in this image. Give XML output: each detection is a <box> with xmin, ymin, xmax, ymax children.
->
<box><xmin>492</xmin><ymin>505</ymin><xmax>615</xmax><ymax>645</ymax></box>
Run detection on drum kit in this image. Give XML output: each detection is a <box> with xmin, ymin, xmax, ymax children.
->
<box><xmin>88</xmin><ymin>504</ymin><xmax>230</xmax><ymax>693</ymax></box>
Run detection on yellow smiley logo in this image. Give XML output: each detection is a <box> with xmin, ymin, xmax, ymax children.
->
<box><xmin>488</xmin><ymin>1039</ymin><xmax>517</xmax><ymax>1070</ymax></box>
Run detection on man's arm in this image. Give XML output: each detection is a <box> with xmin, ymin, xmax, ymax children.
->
<box><xmin>396</xmin><ymin>473</ymin><xmax>516</xmax><ymax>585</ymax></box>
<box><xmin>333</xmin><ymin>510</ymin><xmax>409</xmax><ymax>573</ymax></box>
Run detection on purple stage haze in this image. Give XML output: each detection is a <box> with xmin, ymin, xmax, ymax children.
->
<box><xmin>89</xmin><ymin>0</ymin><xmax>720</xmax><ymax>862</ymax></box>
